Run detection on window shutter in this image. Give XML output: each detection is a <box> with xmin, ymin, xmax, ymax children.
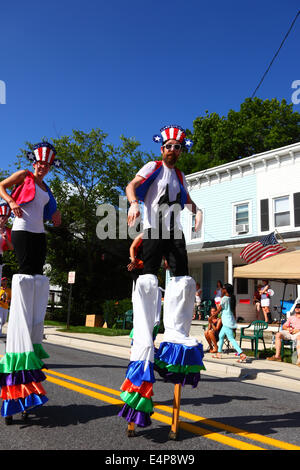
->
<box><xmin>294</xmin><ymin>193</ymin><xmax>300</xmax><ymax>227</ymax></box>
<box><xmin>260</xmin><ymin>199</ymin><xmax>269</xmax><ymax>231</ymax></box>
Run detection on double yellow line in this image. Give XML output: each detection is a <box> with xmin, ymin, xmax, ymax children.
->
<box><xmin>44</xmin><ymin>368</ymin><xmax>300</xmax><ymax>451</ymax></box>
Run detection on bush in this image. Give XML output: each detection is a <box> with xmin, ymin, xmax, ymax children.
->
<box><xmin>102</xmin><ymin>298</ymin><xmax>132</xmax><ymax>328</ymax></box>
<box><xmin>46</xmin><ymin>297</ymin><xmax>133</xmax><ymax>328</ymax></box>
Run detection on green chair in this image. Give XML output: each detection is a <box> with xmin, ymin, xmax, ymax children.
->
<box><xmin>239</xmin><ymin>320</ymin><xmax>268</xmax><ymax>358</ymax></box>
<box><xmin>123</xmin><ymin>309</ymin><xmax>133</xmax><ymax>329</ymax></box>
<box><xmin>200</xmin><ymin>300</ymin><xmax>212</xmax><ymax>320</ymax></box>
<box><xmin>115</xmin><ymin>316</ymin><xmax>124</xmax><ymax>329</ymax></box>
<box><xmin>280</xmin><ymin>339</ymin><xmax>296</xmax><ymax>361</ymax></box>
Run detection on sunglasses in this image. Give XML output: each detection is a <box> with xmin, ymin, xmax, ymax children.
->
<box><xmin>163</xmin><ymin>143</ymin><xmax>182</xmax><ymax>151</ymax></box>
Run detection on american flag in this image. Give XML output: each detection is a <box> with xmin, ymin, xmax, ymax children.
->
<box><xmin>240</xmin><ymin>232</ymin><xmax>286</xmax><ymax>264</ymax></box>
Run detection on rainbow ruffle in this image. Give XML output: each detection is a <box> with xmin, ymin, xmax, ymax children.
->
<box><xmin>0</xmin><ymin>344</ymin><xmax>49</xmax><ymax>417</ymax></box>
<box><xmin>154</xmin><ymin>342</ymin><xmax>205</xmax><ymax>388</ymax></box>
<box><xmin>118</xmin><ymin>360</ymin><xmax>155</xmax><ymax>427</ymax></box>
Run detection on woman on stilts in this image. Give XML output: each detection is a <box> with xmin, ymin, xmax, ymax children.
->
<box><xmin>0</xmin><ymin>142</ymin><xmax>61</xmax><ymax>424</ymax></box>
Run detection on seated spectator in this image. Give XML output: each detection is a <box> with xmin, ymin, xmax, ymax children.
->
<box><xmin>204</xmin><ymin>306</ymin><xmax>222</xmax><ymax>353</ymax></box>
<box><xmin>267</xmin><ymin>303</ymin><xmax>300</xmax><ymax>364</ymax></box>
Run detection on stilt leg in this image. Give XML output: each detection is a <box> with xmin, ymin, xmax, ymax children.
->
<box><xmin>168</xmin><ymin>383</ymin><xmax>182</xmax><ymax>440</ymax></box>
<box><xmin>127</xmin><ymin>421</ymin><xmax>136</xmax><ymax>437</ymax></box>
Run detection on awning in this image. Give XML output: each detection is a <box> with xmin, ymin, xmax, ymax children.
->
<box><xmin>233</xmin><ymin>250</ymin><xmax>300</xmax><ymax>284</ymax></box>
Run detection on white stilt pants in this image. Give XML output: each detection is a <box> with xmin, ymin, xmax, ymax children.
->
<box><xmin>130</xmin><ymin>274</ymin><xmax>159</xmax><ymax>364</ymax></box>
<box><xmin>6</xmin><ymin>274</ymin><xmax>49</xmax><ymax>354</ymax></box>
<box><xmin>163</xmin><ymin>276</ymin><xmax>198</xmax><ymax>346</ymax></box>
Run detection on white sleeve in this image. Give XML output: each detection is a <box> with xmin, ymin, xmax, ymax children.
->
<box><xmin>181</xmin><ymin>172</ymin><xmax>188</xmax><ymax>191</ymax></box>
<box><xmin>137</xmin><ymin>162</ymin><xmax>157</xmax><ymax>179</ymax></box>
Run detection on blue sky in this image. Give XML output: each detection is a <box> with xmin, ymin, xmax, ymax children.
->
<box><xmin>0</xmin><ymin>0</ymin><xmax>299</xmax><ymax>174</ymax></box>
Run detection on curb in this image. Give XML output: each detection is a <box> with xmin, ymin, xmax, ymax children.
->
<box><xmin>44</xmin><ymin>333</ymin><xmax>131</xmax><ymax>360</ymax></box>
<box><xmin>44</xmin><ymin>330</ymin><xmax>300</xmax><ymax>394</ymax></box>
<box><xmin>202</xmin><ymin>358</ymin><xmax>300</xmax><ymax>393</ymax></box>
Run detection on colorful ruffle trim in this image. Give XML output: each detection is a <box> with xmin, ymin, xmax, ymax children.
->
<box><xmin>121</xmin><ymin>378</ymin><xmax>153</xmax><ymax>399</ymax></box>
<box><xmin>119</xmin><ymin>360</ymin><xmax>155</xmax><ymax>428</ymax></box>
<box><xmin>0</xmin><ymin>343</ymin><xmax>49</xmax><ymax>417</ymax></box>
<box><xmin>154</xmin><ymin>342</ymin><xmax>205</xmax><ymax>387</ymax></box>
<box><xmin>125</xmin><ymin>360</ymin><xmax>155</xmax><ymax>387</ymax></box>
<box><xmin>0</xmin><ymin>369</ymin><xmax>46</xmax><ymax>387</ymax></box>
<box><xmin>1</xmin><ymin>381</ymin><xmax>46</xmax><ymax>400</ymax></box>
<box><xmin>0</xmin><ymin>344</ymin><xmax>49</xmax><ymax>374</ymax></box>
<box><xmin>1</xmin><ymin>393</ymin><xmax>48</xmax><ymax>417</ymax></box>
<box><xmin>118</xmin><ymin>404</ymin><xmax>152</xmax><ymax>428</ymax></box>
<box><xmin>120</xmin><ymin>391</ymin><xmax>153</xmax><ymax>414</ymax></box>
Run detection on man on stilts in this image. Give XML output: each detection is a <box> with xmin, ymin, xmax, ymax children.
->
<box><xmin>118</xmin><ymin>125</ymin><xmax>205</xmax><ymax>438</ymax></box>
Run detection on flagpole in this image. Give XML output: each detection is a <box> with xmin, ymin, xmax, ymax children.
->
<box><xmin>274</xmin><ymin>229</ymin><xmax>288</xmax><ymax>249</ymax></box>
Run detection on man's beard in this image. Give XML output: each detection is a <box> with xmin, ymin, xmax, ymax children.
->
<box><xmin>163</xmin><ymin>153</ymin><xmax>178</xmax><ymax>166</ymax></box>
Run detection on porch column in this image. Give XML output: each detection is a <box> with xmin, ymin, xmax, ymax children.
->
<box><xmin>227</xmin><ymin>253</ymin><xmax>233</xmax><ymax>285</ymax></box>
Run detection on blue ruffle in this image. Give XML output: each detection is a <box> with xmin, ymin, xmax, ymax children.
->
<box><xmin>125</xmin><ymin>361</ymin><xmax>156</xmax><ymax>387</ymax></box>
<box><xmin>1</xmin><ymin>393</ymin><xmax>48</xmax><ymax>417</ymax></box>
<box><xmin>155</xmin><ymin>342</ymin><xmax>204</xmax><ymax>366</ymax></box>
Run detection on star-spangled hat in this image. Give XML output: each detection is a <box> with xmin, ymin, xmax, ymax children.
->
<box><xmin>153</xmin><ymin>125</ymin><xmax>193</xmax><ymax>150</ymax></box>
<box><xmin>26</xmin><ymin>142</ymin><xmax>62</xmax><ymax>168</ymax></box>
<box><xmin>0</xmin><ymin>203</ymin><xmax>11</xmax><ymax>217</ymax></box>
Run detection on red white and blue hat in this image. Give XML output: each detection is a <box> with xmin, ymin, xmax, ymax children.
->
<box><xmin>153</xmin><ymin>125</ymin><xmax>193</xmax><ymax>150</ymax></box>
<box><xmin>0</xmin><ymin>203</ymin><xmax>11</xmax><ymax>217</ymax></box>
<box><xmin>27</xmin><ymin>142</ymin><xmax>61</xmax><ymax>168</ymax></box>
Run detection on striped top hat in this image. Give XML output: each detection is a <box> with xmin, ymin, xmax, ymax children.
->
<box><xmin>0</xmin><ymin>203</ymin><xmax>11</xmax><ymax>217</ymax></box>
<box><xmin>27</xmin><ymin>142</ymin><xmax>61</xmax><ymax>168</ymax></box>
<box><xmin>153</xmin><ymin>125</ymin><xmax>193</xmax><ymax>150</ymax></box>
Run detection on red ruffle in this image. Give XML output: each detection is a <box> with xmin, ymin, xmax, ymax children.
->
<box><xmin>120</xmin><ymin>378</ymin><xmax>154</xmax><ymax>399</ymax></box>
<box><xmin>1</xmin><ymin>381</ymin><xmax>47</xmax><ymax>400</ymax></box>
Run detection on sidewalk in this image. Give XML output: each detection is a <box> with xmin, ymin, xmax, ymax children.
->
<box><xmin>43</xmin><ymin>324</ymin><xmax>300</xmax><ymax>394</ymax></box>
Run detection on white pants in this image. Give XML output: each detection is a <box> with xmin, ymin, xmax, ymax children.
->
<box><xmin>130</xmin><ymin>274</ymin><xmax>198</xmax><ymax>367</ymax></box>
<box><xmin>163</xmin><ymin>276</ymin><xmax>198</xmax><ymax>346</ymax></box>
<box><xmin>130</xmin><ymin>274</ymin><xmax>158</xmax><ymax>364</ymax></box>
<box><xmin>6</xmin><ymin>274</ymin><xmax>49</xmax><ymax>354</ymax></box>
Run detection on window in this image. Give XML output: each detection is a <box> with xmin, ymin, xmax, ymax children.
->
<box><xmin>273</xmin><ymin>196</ymin><xmax>290</xmax><ymax>227</ymax></box>
<box><xmin>233</xmin><ymin>202</ymin><xmax>250</xmax><ymax>234</ymax></box>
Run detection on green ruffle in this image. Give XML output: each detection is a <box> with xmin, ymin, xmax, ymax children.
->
<box><xmin>154</xmin><ymin>359</ymin><xmax>206</xmax><ymax>374</ymax></box>
<box><xmin>120</xmin><ymin>391</ymin><xmax>153</xmax><ymax>414</ymax></box>
<box><xmin>33</xmin><ymin>343</ymin><xmax>50</xmax><ymax>360</ymax></box>
<box><xmin>0</xmin><ymin>344</ymin><xmax>49</xmax><ymax>374</ymax></box>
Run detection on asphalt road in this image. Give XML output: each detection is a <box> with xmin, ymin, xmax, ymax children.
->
<box><xmin>1</xmin><ymin>343</ymin><xmax>300</xmax><ymax>454</ymax></box>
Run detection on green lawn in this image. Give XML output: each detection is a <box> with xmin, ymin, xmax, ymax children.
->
<box><xmin>243</xmin><ymin>347</ymin><xmax>293</xmax><ymax>363</ymax></box>
<box><xmin>44</xmin><ymin>321</ymin><xmax>131</xmax><ymax>336</ymax></box>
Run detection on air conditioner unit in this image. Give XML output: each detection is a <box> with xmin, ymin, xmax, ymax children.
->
<box><xmin>236</xmin><ymin>224</ymin><xmax>249</xmax><ymax>233</ymax></box>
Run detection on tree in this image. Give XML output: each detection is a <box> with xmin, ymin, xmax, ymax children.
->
<box><xmin>17</xmin><ymin>129</ymin><xmax>153</xmax><ymax>324</ymax></box>
<box><xmin>178</xmin><ymin>98</ymin><xmax>300</xmax><ymax>175</ymax></box>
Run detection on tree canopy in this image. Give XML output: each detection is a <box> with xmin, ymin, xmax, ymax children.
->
<box><xmin>177</xmin><ymin>97</ymin><xmax>300</xmax><ymax>175</ymax></box>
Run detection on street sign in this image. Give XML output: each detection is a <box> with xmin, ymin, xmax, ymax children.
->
<box><xmin>68</xmin><ymin>271</ymin><xmax>76</xmax><ymax>284</ymax></box>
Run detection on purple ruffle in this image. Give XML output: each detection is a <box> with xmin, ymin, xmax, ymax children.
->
<box><xmin>154</xmin><ymin>365</ymin><xmax>201</xmax><ymax>388</ymax></box>
<box><xmin>118</xmin><ymin>404</ymin><xmax>152</xmax><ymax>428</ymax></box>
<box><xmin>0</xmin><ymin>369</ymin><xmax>47</xmax><ymax>387</ymax></box>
